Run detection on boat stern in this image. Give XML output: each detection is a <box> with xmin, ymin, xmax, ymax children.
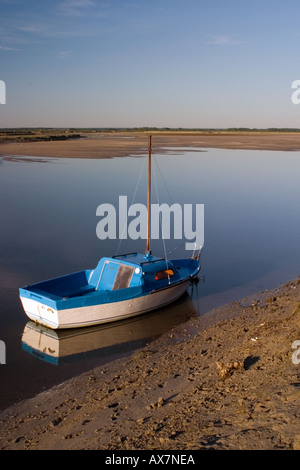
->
<box><xmin>19</xmin><ymin>289</ymin><xmax>59</xmax><ymax>329</ymax></box>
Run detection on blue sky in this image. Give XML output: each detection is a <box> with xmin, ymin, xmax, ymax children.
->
<box><xmin>1</xmin><ymin>0</ymin><xmax>300</xmax><ymax>128</ymax></box>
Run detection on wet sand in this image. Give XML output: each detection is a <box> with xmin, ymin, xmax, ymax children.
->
<box><xmin>2</xmin><ymin>131</ymin><xmax>300</xmax><ymax>159</ymax></box>
<box><xmin>0</xmin><ymin>279</ymin><xmax>299</xmax><ymax>450</ymax></box>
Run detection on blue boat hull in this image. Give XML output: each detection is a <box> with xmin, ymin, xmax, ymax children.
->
<box><xmin>19</xmin><ymin>254</ymin><xmax>201</xmax><ymax>329</ymax></box>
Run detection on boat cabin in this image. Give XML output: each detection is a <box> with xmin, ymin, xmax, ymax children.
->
<box><xmin>89</xmin><ymin>253</ymin><xmax>180</xmax><ymax>292</ymax></box>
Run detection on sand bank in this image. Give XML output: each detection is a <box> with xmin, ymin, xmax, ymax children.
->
<box><xmin>1</xmin><ymin>132</ymin><xmax>300</xmax><ymax>159</ymax></box>
<box><xmin>0</xmin><ymin>278</ymin><xmax>299</xmax><ymax>450</ymax></box>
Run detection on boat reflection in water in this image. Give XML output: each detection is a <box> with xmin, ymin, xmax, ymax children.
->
<box><xmin>21</xmin><ymin>293</ymin><xmax>199</xmax><ymax>365</ymax></box>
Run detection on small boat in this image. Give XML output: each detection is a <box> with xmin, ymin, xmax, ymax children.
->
<box><xmin>19</xmin><ymin>136</ymin><xmax>202</xmax><ymax>329</ymax></box>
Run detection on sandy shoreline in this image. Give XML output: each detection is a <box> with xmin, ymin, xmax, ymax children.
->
<box><xmin>2</xmin><ymin>131</ymin><xmax>300</xmax><ymax>159</ymax></box>
<box><xmin>0</xmin><ymin>278</ymin><xmax>299</xmax><ymax>450</ymax></box>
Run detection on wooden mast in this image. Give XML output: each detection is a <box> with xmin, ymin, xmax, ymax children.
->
<box><xmin>146</xmin><ymin>135</ymin><xmax>152</xmax><ymax>254</ymax></box>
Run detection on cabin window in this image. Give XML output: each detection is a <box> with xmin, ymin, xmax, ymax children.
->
<box><xmin>155</xmin><ymin>269</ymin><xmax>175</xmax><ymax>281</ymax></box>
<box><xmin>112</xmin><ymin>264</ymin><xmax>134</xmax><ymax>290</ymax></box>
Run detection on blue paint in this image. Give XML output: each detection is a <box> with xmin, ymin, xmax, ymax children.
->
<box><xmin>19</xmin><ymin>253</ymin><xmax>200</xmax><ymax>312</ymax></box>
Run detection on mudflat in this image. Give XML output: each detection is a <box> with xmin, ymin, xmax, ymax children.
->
<box><xmin>1</xmin><ymin>131</ymin><xmax>300</xmax><ymax>159</ymax></box>
<box><xmin>0</xmin><ymin>279</ymin><xmax>299</xmax><ymax>450</ymax></box>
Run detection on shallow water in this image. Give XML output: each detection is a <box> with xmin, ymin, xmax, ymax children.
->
<box><xmin>0</xmin><ymin>148</ymin><xmax>300</xmax><ymax>410</ymax></box>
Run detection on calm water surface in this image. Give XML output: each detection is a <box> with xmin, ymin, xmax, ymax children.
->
<box><xmin>0</xmin><ymin>148</ymin><xmax>300</xmax><ymax>410</ymax></box>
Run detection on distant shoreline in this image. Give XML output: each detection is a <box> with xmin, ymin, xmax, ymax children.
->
<box><xmin>1</xmin><ymin>130</ymin><xmax>300</xmax><ymax>159</ymax></box>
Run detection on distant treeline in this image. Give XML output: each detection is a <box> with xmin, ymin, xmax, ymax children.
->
<box><xmin>74</xmin><ymin>127</ymin><xmax>300</xmax><ymax>133</ymax></box>
<box><xmin>224</xmin><ymin>127</ymin><xmax>300</xmax><ymax>132</ymax></box>
<box><xmin>1</xmin><ymin>127</ymin><xmax>300</xmax><ymax>136</ymax></box>
<box><xmin>0</xmin><ymin>128</ymin><xmax>83</xmax><ymax>143</ymax></box>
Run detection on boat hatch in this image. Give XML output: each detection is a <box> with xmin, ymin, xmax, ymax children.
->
<box><xmin>90</xmin><ymin>258</ymin><xmax>142</xmax><ymax>291</ymax></box>
<box><xmin>112</xmin><ymin>263</ymin><xmax>134</xmax><ymax>290</ymax></box>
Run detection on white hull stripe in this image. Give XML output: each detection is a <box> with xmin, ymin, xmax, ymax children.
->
<box><xmin>20</xmin><ymin>280</ymin><xmax>190</xmax><ymax>329</ymax></box>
